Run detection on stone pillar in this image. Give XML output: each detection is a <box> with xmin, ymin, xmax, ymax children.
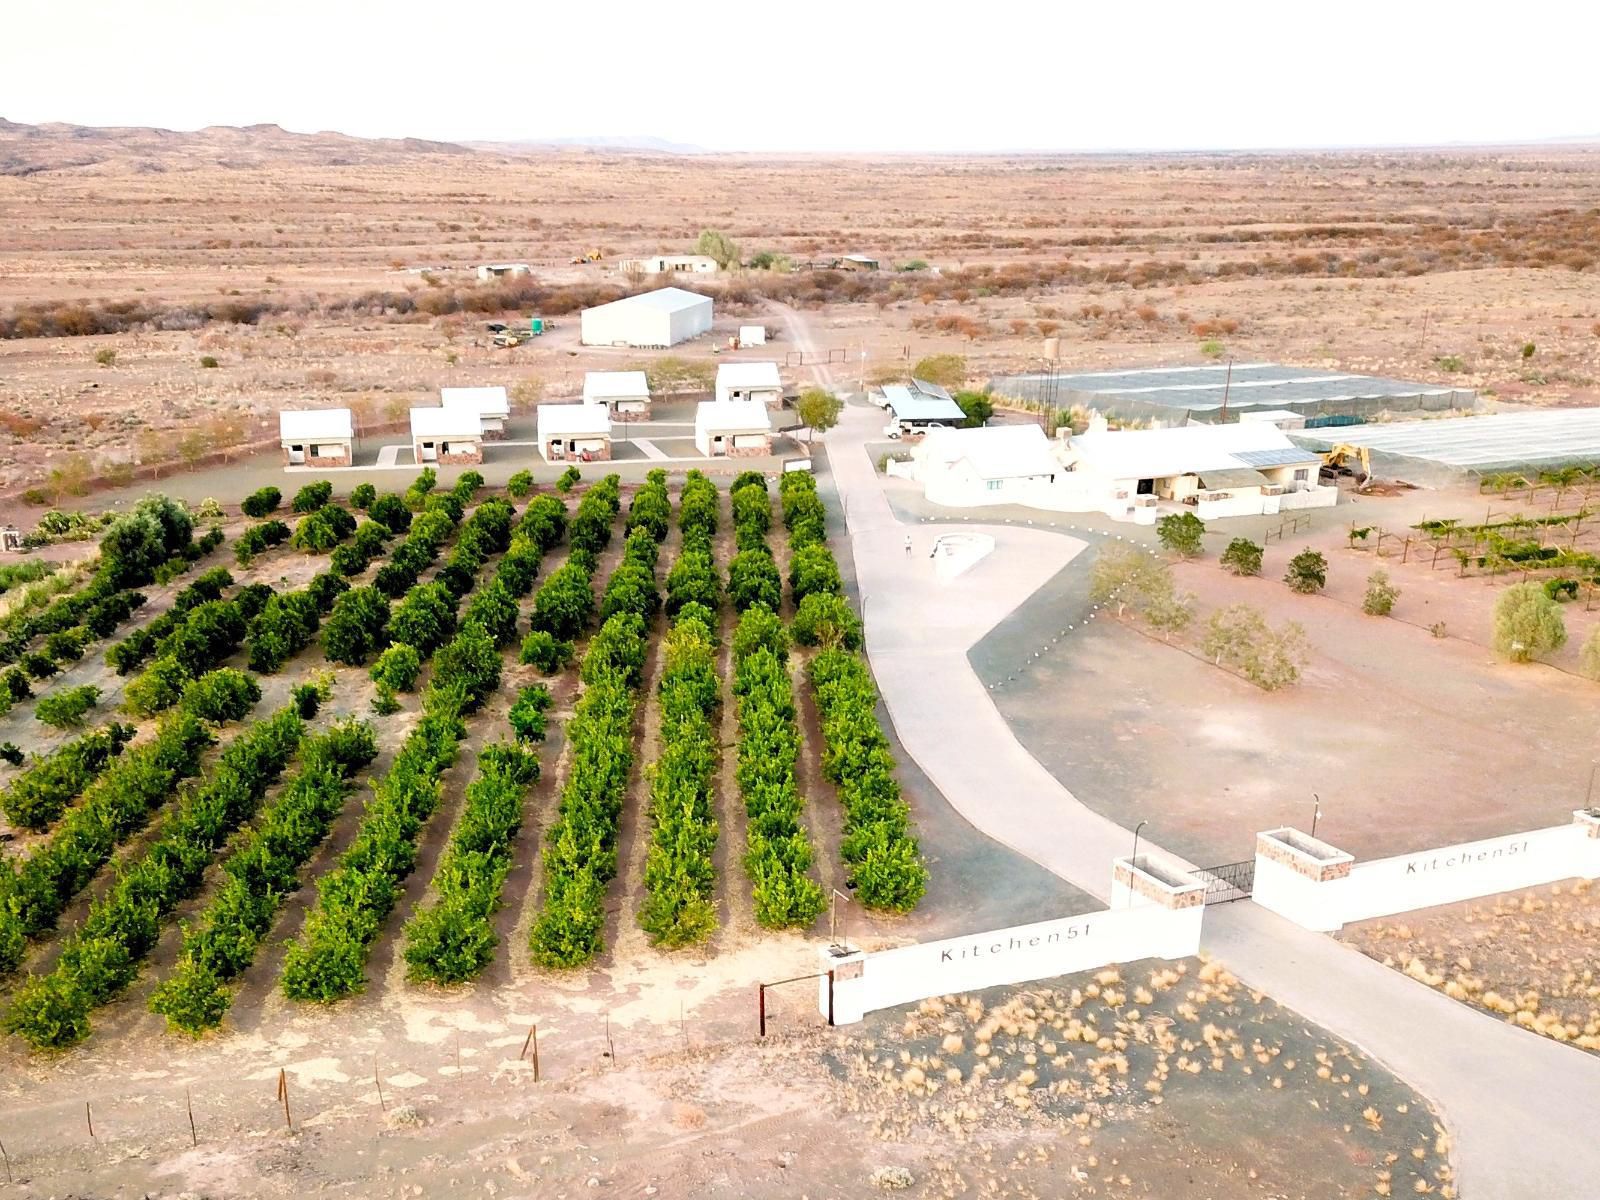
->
<box><xmin>1573</xmin><ymin>810</ymin><xmax>1600</xmax><ymax>880</ymax></box>
<box><xmin>1109</xmin><ymin>856</ymin><xmax>1207</xmax><ymax>960</ymax></box>
<box><xmin>819</xmin><ymin>944</ymin><xmax>867</xmax><ymax>1026</ymax></box>
<box><xmin>1252</xmin><ymin>827</ymin><xmax>1354</xmax><ymax>932</ymax></box>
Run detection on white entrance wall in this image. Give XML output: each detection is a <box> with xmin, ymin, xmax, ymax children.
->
<box><xmin>821</xmin><ymin>856</ymin><xmax>1205</xmax><ymax>1024</ymax></box>
<box><xmin>1253</xmin><ymin>814</ymin><xmax>1600</xmax><ymax>933</ymax></box>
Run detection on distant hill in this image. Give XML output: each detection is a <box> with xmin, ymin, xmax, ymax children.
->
<box><xmin>470</xmin><ymin>134</ymin><xmax>711</xmax><ymax>156</ymax></box>
<box><xmin>0</xmin><ymin>118</ymin><xmax>473</xmax><ymax>177</ymax></box>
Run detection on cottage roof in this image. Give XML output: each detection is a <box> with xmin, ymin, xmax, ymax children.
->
<box><xmin>279</xmin><ymin>408</ymin><xmax>354</xmax><ymax>442</ymax></box>
<box><xmin>410</xmin><ymin>407</ymin><xmax>482</xmax><ymax>439</ymax></box>
<box><xmin>440</xmin><ymin>386</ymin><xmax>510</xmax><ymax>419</ymax></box>
<box><xmin>920</xmin><ymin>424</ymin><xmax>1058</xmax><ymax>480</ymax></box>
<box><xmin>583</xmin><ymin>371</ymin><xmax>651</xmax><ymax>402</ymax></box>
<box><xmin>716</xmin><ymin>361</ymin><xmax>783</xmax><ymax>390</ymax></box>
<box><xmin>537</xmin><ymin>403</ymin><xmax>611</xmax><ymax>438</ymax></box>
<box><xmin>695</xmin><ymin>399</ymin><xmax>773</xmax><ymax>434</ymax></box>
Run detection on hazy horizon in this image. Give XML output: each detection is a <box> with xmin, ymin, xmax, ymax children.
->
<box><xmin>4</xmin><ymin>0</ymin><xmax>1597</xmax><ymax>154</ymax></box>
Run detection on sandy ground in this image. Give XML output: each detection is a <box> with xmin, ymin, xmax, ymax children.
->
<box><xmin>1341</xmin><ymin>878</ymin><xmax>1600</xmax><ymax>1055</ymax></box>
<box><xmin>0</xmin><ymin>958</ymin><xmax>1454</xmax><ymax>1200</ymax></box>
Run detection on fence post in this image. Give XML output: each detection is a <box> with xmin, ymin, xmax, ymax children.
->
<box><xmin>277</xmin><ymin>1069</ymin><xmax>292</xmax><ymax>1131</ymax></box>
<box><xmin>827</xmin><ymin>971</ymin><xmax>835</xmax><ymax>1027</ymax></box>
<box><xmin>758</xmin><ymin>983</ymin><xmax>767</xmax><ymax>1039</ymax></box>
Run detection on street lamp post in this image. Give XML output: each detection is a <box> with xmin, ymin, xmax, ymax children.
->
<box><xmin>1130</xmin><ymin>819</ymin><xmax>1148</xmax><ymax>870</ymax></box>
<box><xmin>1310</xmin><ymin>793</ymin><xmax>1322</xmax><ymax>839</ymax></box>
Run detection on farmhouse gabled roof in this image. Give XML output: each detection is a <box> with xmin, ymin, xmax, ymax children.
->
<box><xmin>279</xmin><ymin>407</ymin><xmax>354</xmax><ymax>442</ymax></box>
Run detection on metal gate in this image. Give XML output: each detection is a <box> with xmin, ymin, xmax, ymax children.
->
<box><xmin>1193</xmin><ymin>859</ymin><xmax>1255</xmax><ymax>904</ymax></box>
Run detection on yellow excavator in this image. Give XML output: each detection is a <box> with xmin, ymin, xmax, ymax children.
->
<box><xmin>569</xmin><ymin>249</ymin><xmax>602</xmax><ymax>264</ymax></box>
<box><xmin>1320</xmin><ymin>443</ymin><xmax>1373</xmax><ymax>487</ymax></box>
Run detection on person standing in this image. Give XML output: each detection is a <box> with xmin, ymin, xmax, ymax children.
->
<box><xmin>903</xmin><ymin>533</ymin><xmax>913</xmax><ymax>558</ymax></box>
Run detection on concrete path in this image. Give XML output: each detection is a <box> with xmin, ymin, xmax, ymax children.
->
<box><xmin>818</xmin><ymin>397</ymin><xmax>1600</xmax><ymax>1199</ymax></box>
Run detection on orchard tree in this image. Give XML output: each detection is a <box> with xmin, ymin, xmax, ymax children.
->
<box><xmin>507</xmin><ymin>470</ymin><xmax>534</xmax><ymax>499</ymax></box>
<box><xmin>368</xmin><ymin>493</ymin><xmax>412</xmax><ymax>534</ymax></box>
<box><xmin>727</xmin><ymin>549</ymin><xmax>782</xmax><ymax>612</ymax></box>
<box><xmin>795</xmin><ymin>388</ymin><xmax>843</xmax><ymax>441</ymax></box>
<box><xmin>1362</xmin><ymin>569</ymin><xmax>1400</xmax><ymax>616</ymax></box>
<box><xmin>370</xmin><ymin>643</ymin><xmax>422</xmax><ymax>692</ymax></box>
<box><xmin>389</xmin><ymin>582</ymin><xmax>458</xmax><ymax>654</ymax></box>
<box><xmin>323</xmin><ymin>586</ymin><xmax>391</xmax><ymax>665</ymax></box>
<box><xmin>1284</xmin><ymin>548</ymin><xmax>1328</xmax><ymax>594</ymax></box>
<box><xmin>350</xmin><ymin>482</ymin><xmax>376</xmax><ymax>510</ymax></box>
<box><xmin>1156</xmin><ymin>512</ymin><xmax>1206</xmax><ymax>558</ymax></box>
<box><xmin>1220</xmin><ymin>538</ymin><xmax>1263</xmax><ymax>577</ymax></box>
<box><xmin>792</xmin><ymin>591</ymin><xmax>862</xmax><ymax>649</ymax></box>
<box><xmin>1492</xmin><ymin>581</ymin><xmax>1566</xmax><ymax>663</ymax></box>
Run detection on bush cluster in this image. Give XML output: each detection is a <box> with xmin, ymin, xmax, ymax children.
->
<box><xmin>529</xmin><ymin>612</ymin><xmax>646</xmax><ymax>968</ymax></box>
<box><xmin>625</xmin><ymin>469</ymin><xmax>671</xmax><ymax>542</ymax></box>
<box><xmin>291</xmin><ymin>480</ymin><xmax>334</xmax><ymax>514</ymax></box>
<box><xmin>436</xmin><ymin>497</ymin><xmax>514</xmax><ymax>600</ymax></box>
<box><xmin>3</xmin><ymin>707</ymin><xmax>306</xmax><ymax>1049</ymax></box>
<box><xmin>290</xmin><ymin>504</ymin><xmax>357</xmax><ymax>554</ymax></box>
<box><xmin>402</xmin><ymin>741</ymin><xmax>539</xmax><ymax>984</ymax></box>
<box><xmin>0</xmin><ymin>676</ymin><xmax>258</xmax><ymax>970</ymax></box>
<box><xmin>34</xmin><ymin>684</ymin><xmax>100</xmax><ymax>729</ymax></box>
<box><xmin>0</xmin><ymin>723</ymin><xmax>135</xmax><ymax>832</ymax></box>
<box><xmin>322</xmin><ymin>585</ymin><xmax>391</xmax><ymax>666</ymax></box>
<box><xmin>730</xmin><ymin>600</ymin><xmax>826</xmax><ymax>926</ymax></box>
<box><xmin>240</xmin><ymin>487</ymin><xmax>281</xmax><ymax>519</ymax></box>
<box><xmin>601</xmin><ymin>529</ymin><xmax>662</xmax><ymax>624</ymax></box>
<box><xmin>371</xmin><ymin>504</ymin><xmax>457</xmax><ymax>598</ymax></box>
<box><xmin>568</xmin><ymin>474</ymin><xmax>621</xmax><ymax>571</ymax></box>
<box><xmin>281</xmin><ymin>688</ymin><xmax>468</xmax><ymax>1002</ymax></box>
<box><xmin>105</xmin><ymin>566</ymin><xmax>232</xmax><ymax>676</ymax></box>
<box><xmin>177</xmin><ymin>667</ymin><xmax>260</xmax><ymax>723</ymax></box>
<box><xmin>233</xmin><ymin>518</ymin><xmax>291</xmax><ymax>566</ymax></box>
<box><xmin>328</xmin><ymin>520</ymin><xmax>391</xmax><ymax>577</ymax></box>
<box><xmin>638</xmin><ymin>611</ymin><xmax>722</xmax><ymax>947</ymax></box>
<box><xmin>245</xmin><ymin>586</ymin><xmax>322</xmax><ymax>673</ymax></box>
<box><xmin>124</xmin><ymin>597</ymin><xmax>250</xmax><ymax>716</ymax></box>
<box><xmin>808</xmin><ymin>650</ymin><xmax>928</xmax><ymax>912</ymax></box>
<box><xmin>149</xmin><ymin>720</ymin><xmax>378</xmax><ymax>1033</ymax></box>
<box><xmin>780</xmin><ymin>471</ymin><xmax>827</xmax><ymax>549</ymax></box>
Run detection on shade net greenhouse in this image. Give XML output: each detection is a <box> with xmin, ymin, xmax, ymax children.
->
<box><xmin>988</xmin><ymin>363</ymin><xmax>1475</xmax><ymax>426</ymax></box>
<box><xmin>1290</xmin><ymin>408</ymin><xmax>1600</xmax><ymax>482</ymax></box>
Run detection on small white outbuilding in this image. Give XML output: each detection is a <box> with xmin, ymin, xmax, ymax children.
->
<box><xmin>582</xmin><ymin>371</ymin><xmax>652</xmax><ymax>419</ymax></box>
<box><xmin>440</xmin><ymin>386</ymin><xmax>510</xmax><ymax>438</ymax></box>
<box><xmin>695</xmin><ymin>400</ymin><xmax>772</xmax><ymax>458</ymax></box>
<box><xmin>580</xmin><ymin>287</ymin><xmax>714</xmax><ymax>348</ymax></box>
<box><xmin>537</xmin><ymin>403</ymin><xmax>612</xmax><ymax>463</ymax></box>
<box><xmin>715</xmin><ymin>361</ymin><xmax>783</xmax><ymax>406</ymax></box>
<box><xmin>279</xmin><ymin>407</ymin><xmax>354</xmax><ymax>467</ymax></box>
<box><xmin>410</xmin><ymin>408</ymin><xmax>484</xmax><ymax>465</ymax></box>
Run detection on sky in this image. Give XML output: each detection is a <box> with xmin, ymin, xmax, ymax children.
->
<box><xmin>2</xmin><ymin>0</ymin><xmax>1597</xmax><ymax>153</ymax></box>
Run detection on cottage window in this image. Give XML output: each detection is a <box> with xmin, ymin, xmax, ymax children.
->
<box><xmin>986</xmin><ymin>479</ymin><xmax>1003</xmax><ymax>491</ymax></box>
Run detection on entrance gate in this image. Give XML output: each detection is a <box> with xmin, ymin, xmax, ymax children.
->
<box><xmin>1193</xmin><ymin>859</ymin><xmax>1255</xmax><ymax>904</ymax></box>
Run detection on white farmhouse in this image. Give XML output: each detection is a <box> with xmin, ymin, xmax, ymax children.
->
<box><xmin>440</xmin><ymin>386</ymin><xmax>510</xmax><ymax>438</ymax></box>
<box><xmin>715</xmin><ymin>361</ymin><xmax>783</xmax><ymax>406</ymax></box>
<box><xmin>410</xmin><ymin>407</ymin><xmax>484</xmax><ymax>465</ymax></box>
<box><xmin>694</xmin><ymin>400</ymin><xmax>772</xmax><ymax>458</ymax></box>
<box><xmin>279</xmin><ymin>408</ymin><xmax>354</xmax><ymax>467</ymax></box>
<box><xmin>618</xmin><ymin>254</ymin><xmax>719</xmax><ymax>276</ymax></box>
<box><xmin>906</xmin><ymin>418</ymin><xmax>1335</xmax><ymax>523</ymax></box>
<box><xmin>537</xmin><ymin>403</ymin><xmax>612</xmax><ymax>463</ymax></box>
<box><xmin>476</xmin><ymin>263</ymin><xmax>530</xmax><ymax>280</ymax></box>
<box><xmin>910</xmin><ymin>425</ymin><xmax>1060</xmax><ymax>507</ymax></box>
<box><xmin>582</xmin><ymin>370</ymin><xmax>652</xmax><ymax>419</ymax></box>
<box><xmin>580</xmin><ymin>287</ymin><xmax>713</xmax><ymax>348</ymax></box>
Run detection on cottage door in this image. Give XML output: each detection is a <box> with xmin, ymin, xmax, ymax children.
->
<box><xmin>420</xmin><ymin>441</ymin><xmax>438</xmax><ymax>462</ymax></box>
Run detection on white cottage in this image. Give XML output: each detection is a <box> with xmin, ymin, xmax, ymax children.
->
<box><xmin>694</xmin><ymin>400</ymin><xmax>772</xmax><ymax>458</ymax></box>
<box><xmin>537</xmin><ymin>403</ymin><xmax>612</xmax><ymax>463</ymax></box>
<box><xmin>582</xmin><ymin>371</ymin><xmax>652</xmax><ymax>419</ymax></box>
<box><xmin>440</xmin><ymin>386</ymin><xmax>510</xmax><ymax>438</ymax></box>
<box><xmin>715</xmin><ymin>361</ymin><xmax>784</xmax><ymax>406</ymax></box>
<box><xmin>279</xmin><ymin>408</ymin><xmax>354</xmax><ymax>467</ymax></box>
<box><xmin>410</xmin><ymin>408</ymin><xmax>484</xmax><ymax>465</ymax></box>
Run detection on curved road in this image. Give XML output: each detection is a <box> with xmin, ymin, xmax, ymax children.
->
<box><xmin>769</xmin><ymin>303</ymin><xmax>1600</xmax><ymax>1199</ymax></box>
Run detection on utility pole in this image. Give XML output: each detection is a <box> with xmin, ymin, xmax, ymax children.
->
<box><xmin>1219</xmin><ymin>357</ymin><xmax>1234</xmax><ymax>424</ymax></box>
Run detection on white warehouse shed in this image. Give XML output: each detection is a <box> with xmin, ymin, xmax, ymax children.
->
<box><xmin>580</xmin><ymin>287</ymin><xmax>713</xmax><ymax>348</ymax></box>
